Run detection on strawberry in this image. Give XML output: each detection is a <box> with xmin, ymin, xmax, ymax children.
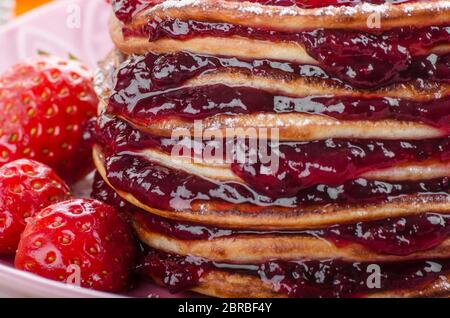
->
<box><xmin>15</xmin><ymin>198</ymin><xmax>137</xmax><ymax>292</ymax></box>
<box><xmin>0</xmin><ymin>55</ymin><xmax>98</xmax><ymax>183</ymax></box>
<box><xmin>0</xmin><ymin>159</ymin><xmax>71</xmax><ymax>255</ymax></box>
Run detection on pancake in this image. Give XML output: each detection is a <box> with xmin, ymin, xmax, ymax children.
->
<box><xmin>133</xmin><ymin>219</ymin><xmax>450</xmax><ymax>264</ymax></box>
<box><xmin>116</xmin><ymin>108</ymin><xmax>447</xmax><ymax>141</ymax></box>
<box><xmin>93</xmin><ymin>146</ymin><xmax>450</xmax><ymax>230</ymax></box>
<box><xmin>127</xmin><ymin>147</ymin><xmax>450</xmax><ymax>183</ymax></box>
<box><xmin>111</xmin><ymin>0</ymin><xmax>450</xmax><ymax>62</ymax></box>
<box><xmin>117</xmin><ymin>111</ymin><xmax>446</xmax><ymax>141</ymax></box>
<box><xmin>111</xmin><ymin>13</ymin><xmax>450</xmax><ymax>67</ymax></box>
<box><xmin>91</xmin><ymin>169</ymin><xmax>450</xmax><ymax>297</ymax></box>
<box><xmin>102</xmin><ymin>0</ymin><xmax>450</xmax><ymax>298</ymax></box>
<box><xmin>127</xmin><ymin>0</ymin><xmax>450</xmax><ymax>31</ymax></box>
<box><xmin>111</xmin><ymin>0</ymin><xmax>450</xmax><ymax>90</ymax></box>
<box><xmin>140</xmin><ymin>249</ymin><xmax>450</xmax><ymax>298</ymax></box>
<box><xmin>155</xmin><ymin>267</ymin><xmax>450</xmax><ymax>298</ymax></box>
<box><xmin>89</xmin><ymin>172</ymin><xmax>450</xmax><ymax>264</ymax></box>
<box><xmin>98</xmin><ymin>50</ymin><xmax>450</xmax><ymax>141</ymax></box>
<box><xmin>95</xmin><ymin>113</ymin><xmax>450</xmax><ymax>192</ymax></box>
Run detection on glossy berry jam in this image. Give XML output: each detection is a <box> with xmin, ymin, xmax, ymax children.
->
<box><xmin>109</xmin><ymin>52</ymin><xmax>450</xmax><ymax>128</ymax></box>
<box><xmin>112</xmin><ymin>0</ymin><xmax>159</xmax><ymax>23</ymax></box>
<box><xmin>120</xmin><ymin>22</ymin><xmax>450</xmax><ymax>88</ymax></box>
<box><xmin>92</xmin><ymin>173</ymin><xmax>450</xmax><ymax>256</ymax></box>
<box><xmin>134</xmin><ymin>211</ymin><xmax>450</xmax><ymax>256</ymax></box>
<box><xmin>326</xmin><ymin>214</ymin><xmax>450</xmax><ymax>255</ymax></box>
<box><xmin>232</xmin><ymin>138</ymin><xmax>450</xmax><ymax>197</ymax></box>
<box><xmin>138</xmin><ymin>249</ymin><xmax>450</xmax><ymax>297</ymax></box>
<box><xmin>109</xmin><ymin>83</ymin><xmax>450</xmax><ymax>133</ymax></box>
<box><xmin>113</xmin><ymin>0</ymin><xmax>417</xmax><ymax>23</ymax></box>
<box><xmin>98</xmin><ymin>116</ymin><xmax>450</xmax><ymax>197</ymax></box>
<box><xmin>137</xmin><ymin>249</ymin><xmax>209</xmax><ymax>293</ymax></box>
<box><xmin>109</xmin><ymin>52</ymin><xmax>327</xmax><ymax>112</ymax></box>
<box><xmin>258</xmin><ymin>257</ymin><xmax>449</xmax><ymax>298</ymax></box>
<box><xmin>100</xmin><ymin>151</ymin><xmax>450</xmax><ymax>210</ymax></box>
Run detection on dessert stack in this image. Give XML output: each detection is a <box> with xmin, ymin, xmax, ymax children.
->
<box><xmin>92</xmin><ymin>0</ymin><xmax>450</xmax><ymax>297</ymax></box>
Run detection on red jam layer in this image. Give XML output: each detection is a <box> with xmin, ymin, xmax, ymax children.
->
<box><xmin>99</xmin><ymin>151</ymin><xmax>450</xmax><ymax>210</ymax></box>
<box><xmin>232</xmin><ymin>138</ymin><xmax>450</xmax><ymax>197</ymax></box>
<box><xmin>138</xmin><ymin>249</ymin><xmax>450</xmax><ymax>297</ymax></box>
<box><xmin>120</xmin><ymin>21</ymin><xmax>450</xmax><ymax>88</ymax></box>
<box><xmin>98</xmin><ymin>116</ymin><xmax>450</xmax><ymax>196</ymax></box>
<box><xmin>134</xmin><ymin>212</ymin><xmax>450</xmax><ymax>256</ymax></box>
<box><xmin>109</xmin><ymin>52</ymin><xmax>450</xmax><ymax>126</ymax></box>
<box><xmin>113</xmin><ymin>0</ymin><xmax>417</xmax><ymax>23</ymax></box>
<box><xmin>92</xmin><ymin>172</ymin><xmax>450</xmax><ymax>256</ymax></box>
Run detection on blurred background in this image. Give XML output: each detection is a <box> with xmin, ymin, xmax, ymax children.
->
<box><xmin>0</xmin><ymin>0</ymin><xmax>111</xmax><ymax>71</ymax></box>
<box><xmin>16</xmin><ymin>0</ymin><xmax>53</xmax><ymax>15</ymax></box>
<box><xmin>0</xmin><ymin>0</ymin><xmax>53</xmax><ymax>23</ymax></box>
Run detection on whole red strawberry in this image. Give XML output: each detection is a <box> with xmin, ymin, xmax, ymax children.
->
<box><xmin>0</xmin><ymin>159</ymin><xmax>71</xmax><ymax>255</ymax></box>
<box><xmin>0</xmin><ymin>55</ymin><xmax>98</xmax><ymax>183</ymax></box>
<box><xmin>15</xmin><ymin>199</ymin><xmax>137</xmax><ymax>292</ymax></box>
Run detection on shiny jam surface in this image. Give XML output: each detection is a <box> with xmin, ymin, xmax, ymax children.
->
<box><xmin>134</xmin><ymin>211</ymin><xmax>450</xmax><ymax>256</ymax></box>
<box><xmin>92</xmin><ymin>173</ymin><xmax>450</xmax><ymax>256</ymax></box>
<box><xmin>112</xmin><ymin>0</ymin><xmax>159</xmax><ymax>23</ymax></box>
<box><xmin>109</xmin><ymin>0</ymin><xmax>450</xmax><ymax>298</ymax></box>
<box><xmin>138</xmin><ymin>249</ymin><xmax>449</xmax><ymax>297</ymax></box>
<box><xmin>137</xmin><ymin>249</ymin><xmax>209</xmax><ymax>293</ymax></box>
<box><xmin>98</xmin><ymin>116</ymin><xmax>450</xmax><ymax>197</ymax></box>
<box><xmin>100</xmin><ymin>150</ymin><xmax>450</xmax><ymax>210</ymax></box>
<box><xmin>109</xmin><ymin>52</ymin><xmax>450</xmax><ymax>126</ymax></box>
<box><xmin>116</xmin><ymin>19</ymin><xmax>450</xmax><ymax>88</ymax></box>
<box><xmin>137</xmin><ymin>22</ymin><xmax>450</xmax><ymax>86</ymax></box>
<box><xmin>232</xmin><ymin>138</ymin><xmax>450</xmax><ymax>197</ymax></box>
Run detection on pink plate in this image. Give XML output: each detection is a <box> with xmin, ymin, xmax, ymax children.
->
<box><xmin>0</xmin><ymin>0</ymin><xmax>191</xmax><ymax>298</ymax></box>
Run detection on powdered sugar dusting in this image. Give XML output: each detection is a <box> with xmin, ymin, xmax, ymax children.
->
<box><xmin>152</xmin><ymin>0</ymin><xmax>450</xmax><ymax>19</ymax></box>
<box><xmin>159</xmin><ymin>0</ymin><xmax>203</xmax><ymax>10</ymax></box>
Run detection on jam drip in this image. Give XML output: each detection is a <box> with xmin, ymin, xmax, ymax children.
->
<box><xmin>109</xmin><ymin>52</ymin><xmax>450</xmax><ymax>127</ymax></box>
<box><xmin>137</xmin><ymin>249</ymin><xmax>209</xmax><ymax>293</ymax></box>
<box><xmin>134</xmin><ymin>211</ymin><xmax>450</xmax><ymax>256</ymax></box>
<box><xmin>232</xmin><ymin>138</ymin><xmax>450</xmax><ymax>197</ymax></box>
<box><xmin>109</xmin><ymin>52</ymin><xmax>329</xmax><ymax>112</ymax></box>
<box><xmin>113</xmin><ymin>0</ymin><xmax>417</xmax><ymax>23</ymax></box>
<box><xmin>259</xmin><ymin>257</ymin><xmax>449</xmax><ymax>298</ymax></box>
<box><xmin>139</xmin><ymin>249</ymin><xmax>450</xmax><ymax>297</ymax></box>
<box><xmin>92</xmin><ymin>173</ymin><xmax>450</xmax><ymax>256</ymax></box>
<box><xmin>108</xmin><ymin>84</ymin><xmax>450</xmax><ymax>132</ymax></box>
<box><xmin>112</xmin><ymin>0</ymin><xmax>160</xmax><ymax>23</ymax></box>
<box><xmin>100</xmin><ymin>151</ymin><xmax>450</xmax><ymax>210</ymax></box>
<box><xmin>126</xmin><ymin>22</ymin><xmax>450</xmax><ymax>88</ymax></box>
<box><xmin>327</xmin><ymin>214</ymin><xmax>450</xmax><ymax>255</ymax></box>
<box><xmin>98</xmin><ymin>116</ymin><xmax>450</xmax><ymax>196</ymax></box>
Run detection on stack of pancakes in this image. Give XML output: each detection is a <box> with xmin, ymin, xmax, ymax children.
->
<box><xmin>92</xmin><ymin>0</ymin><xmax>450</xmax><ymax>297</ymax></box>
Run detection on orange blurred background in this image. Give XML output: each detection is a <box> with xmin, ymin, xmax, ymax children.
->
<box><xmin>16</xmin><ymin>0</ymin><xmax>53</xmax><ymax>16</ymax></box>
